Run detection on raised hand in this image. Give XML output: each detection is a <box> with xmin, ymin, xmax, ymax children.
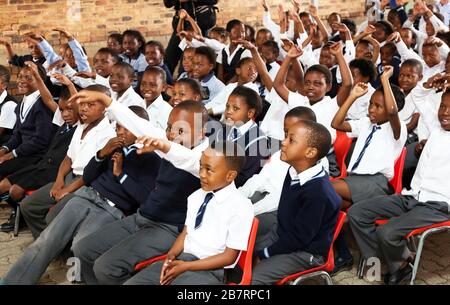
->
<box><xmin>287</xmin><ymin>45</ymin><xmax>303</xmax><ymax>58</ymax></box>
<box><xmin>52</xmin><ymin>73</ymin><xmax>73</xmax><ymax>86</ymax></box>
<box><xmin>135</xmin><ymin>136</ymin><xmax>170</xmax><ymax>154</ymax></box>
<box><xmin>387</xmin><ymin>32</ymin><xmax>401</xmax><ymax>43</ymax></box>
<box><xmin>179</xmin><ymin>9</ymin><xmax>188</xmax><ymax>19</ymax></box>
<box><xmin>98</xmin><ymin>137</ymin><xmax>125</xmax><ymax>159</ymax></box>
<box><xmin>363</xmin><ymin>24</ymin><xmax>376</xmax><ymax>36</ymax></box>
<box><xmin>233</xmin><ymin>38</ymin><xmax>256</xmax><ymax>51</ymax></box>
<box><xmin>350</xmin><ymin>82</ymin><xmax>369</xmax><ymax>98</ymax></box>
<box><xmin>329</xmin><ymin>41</ymin><xmax>343</xmax><ymax>56</ymax></box>
<box><xmin>68</xmin><ymin>90</ymin><xmax>112</xmax><ymax>107</ymax></box>
<box><xmin>260</xmin><ymin>0</ymin><xmax>269</xmax><ymax>11</ymax></box>
<box><xmin>24</xmin><ymin>61</ymin><xmax>40</xmax><ymax>76</ymax></box>
<box><xmin>53</xmin><ymin>28</ymin><xmax>74</xmax><ymax>41</ymax></box>
<box><xmin>280</xmin><ymin>39</ymin><xmax>294</xmax><ymax>53</ymax></box>
<box><xmin>381</xmin><ymin>65</ymin><xmax>394</xmax><ymax>80</ymax></box>
<box><xmin>309</xmin><ymin>4</ymin><xmax>318</xmax><ymax>17</ymax></box>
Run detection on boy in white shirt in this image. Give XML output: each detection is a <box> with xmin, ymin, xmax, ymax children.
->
<box><xmin>123</xmin><ymin>141</ymin><xmax>253</xmax><ymax>285</ymax></box>
<box><xmin>0</xmin><ymin>66</ymin><xmax>17</xmax><ymax>144</ymax></box>
<box><xmin>110</xmin><ymin>62</ymin><xmax>146</xmax><ymax>108</ymax></box>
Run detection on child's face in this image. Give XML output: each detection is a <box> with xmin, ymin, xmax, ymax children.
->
<box><xmin>255</xmin><ymin>31</ymin><xmax>272</xmax><ymax>48</ymax></box>
<box><xmin>236</xmin><ymin>61</ymin><xmax>257</xmax><ymax>84</ymax></box>
<box><xmin>59</xmin><ymin>99</ymin><xmax>78</xmax><ymax>126</ymax></box>
<box><xmin>319</xmin><ymin>47</ymin><xmax>336</xmax><ymax>69</ymax></box>
<box><xmin>304</xmin><ymin>71</ymin><xmax>330</xmax><ymax>104</ymax></box>
<box><xmin>107</xmin><ymin>37</ymin><xmax>123</xmax><ymax>54</ymax></box>
<box><xmin>172</xmin><ymin>83</ymin><xmax>201</xmax><ymax>106</ymax></box>
<box><xmin>373</xmin><ymin>25</ymin><xmax>387</xmax><ymax>43</ymax></box>
<box><xmin>122</xmin><ymin>35</ymin><xmax>141</xmax><ymax>57</ymax></box>
<box><xmin>230</xmin><ymin>24</ymin><xmax>246</xmax><ymax>41</ymax></box>
<box><xmin>280</xmin><ymin>123</ymin><xmax>315</xmax><ymax>165</ymax></box>
<box><xmin>192</xmin><ymin>54</ymin><xmax>214</xmax><ymax>80</ymax></box>
<box><xmin>300</xmin><ymin>15</ymin><xmax>313</xmax><ymax>30</ymax></box>
<box><xmin>144</xmin><ymin>45</ymin><xmax>163</xmax><ymax>67</ymax></box>
<box><xmin>283</xmin><ymin>116</ymin><xmax>302</xmax><ymax>138</ymax></box>
<box><xmin>260</xmin><ymin>45</ymin><xmax>278</xmax><ymax>64</ymax></box>
<box><xmin>109</xmin><ymin>66</ymin><xmax>133</xmax><ymax>94</ymax></box>
<box><xmin>224</xmin><ymin>95</ymin><xmax>254</xmax><ymax>126</ymax></box>
<box><xmin>0</xmin><ymin>78</ymin><xmax>6</xmax><ymax>92</ymax></box>
<box><xmin>311</xmin><ymin>30</ymin><xmax>324</xmax><ymax>49</ymax></box>
<box><xmin>327</xmin><ymin>14</ymin><xmax>341</xmax><ymax>29</ymax></box>
<box><xmin>199</xmin><ymin>148</ymin><xmax>236</xmax><ymax>192</ymax></box>
<box><xmin>182</xmin><ymin>49</ymin><xmax>196</xmax><ymax>74</ymax></box>
<box><xmin>63</xmin><ymin>48</ymin><xmax>76</xmax><ymax>69</ymax></box>
<box><xmin>17</xmin><ymin>67</ymin><xmax>39</xmax><ymax>95</ymax></box>
<box><xmin>398</xmin><ymin>65</ymin><xmax>422</xmax><ymax>94</ymax></box>
<box><xmin>356</xmin><ymin>43</ymin><xmax>373</xmax><ymax>61</ymax></box>
<box><xmin>387</xmin><ymin>12</ymin><xmax>402</xmax><ymax>31</ymax></box>
<box><xmin>438</xmin><ymin>93</ymin><xmax>450</xmax><ymax>131</ymax></box>
<box><xmin>28</xmin><ymin>42</ymin><xmax>43</xmax><ymax>59</ymax></box>
<box><xmin>208</xmin><ymin>31</ymin><xmax>227</xmax><ymax>44</ymax></box>
<box><xmin>422</xmin><ymin>45</ymin><xmax>441</xmax><ymax>68</ymax></box>
<box><xmin>425</xmin><ymin>21</ymin><xmax>435</xmax><ymax>37</ymax></box>
<box><xmin>78</xmin><ymin>97</ymin><xmax>105</xmax><ymax>124</ymax></box>
<box><xmin>380</xmin><ymin>46</ymin><xmax>395</xmax><ymax>66</ymax></box>
<box><xmin>350</xmin><ymin>67</ymin><xmax>370</xmax><ymax>85</ymax></box>
<box><xmin>368</xmin><ymin>90</ymin><xmax>388</xmax><ymax>124</ymax></box>
<box><xmin>93</xmin><ymin>52</ymin><xmax>116</xmax><ymax>78</ymax></box>
<box><xmin>140</xmin><ymin>72</ymin><xmax>165</xmax><ymax>104</ymax></box>
<box><xmin>166</xmin><ymin>108</ymin><xmax>204</xmax><ymax>148</ymax></box>
<box><xmin>116</xmin><ymin>123</ymin><xmax>137</xmax><ymax>147</ymax></box>
<box><xmin>400</xmin><ymin>28</ymin><xmax>413</xmax><ymax>48</ymax></box>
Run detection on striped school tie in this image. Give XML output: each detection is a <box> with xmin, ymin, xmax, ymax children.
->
<box><xmin>194</xmin><ymin>193</ymin><xmax>214</xmax><ymax>230</ymax></box>
<box><xmin>351</xmin><ymin>125</ymin><xmax>381</xmax><ymax>171</ymax></box>
<box><xmin>229</xmin><ymin>127</ymin><xmax>241</xmax><ymax>141</ymax></box>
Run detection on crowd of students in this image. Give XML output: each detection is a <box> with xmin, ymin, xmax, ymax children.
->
<box><xmin>0</xmin><ymin>0</ymin><xmax>449</xmax><ymax>285</ymax></box>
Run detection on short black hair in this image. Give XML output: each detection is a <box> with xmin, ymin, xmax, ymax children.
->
<box><xmin>195</xmin><ymin>46</ymin><xmax>217</xmax><ymax>68</ymax></box>
<box><xmin>128</xmin><ymin>105</ymin><xmax>149</xmax><ymax>121</ymax></box>
<box><xmin>173</xmin><ymin>99</ymin><xmax>209</xmax><ymax>127</ymax></box>
<box><xmin>285</xmin><ymin>106</ymin><xmax>317</xmax><ymax>122</ymax></box>
<box><xmin>113</xmin><ymin>62</ymin><xmax>135</xmax><ymax>79</ymax></box>
<box><xmin>96</xmin><ymin>47</ymin><xmax>120</xmax><ymax>63</ymax></box>
<box><xmin>245</xmin><ymin>24</ymin><xmax>256</xmax><ymax>43</ymax></box>
<box><xmin>229</xmin><ymin>85</ymin><xmax>262</xmax><ymax>117</ymax></box>
<box><xmin>176</xmin><ymin>78</ymin><xmax>203</xmax><ymax>98</ymax></box>
<box><xmin>381</xmin><ymin>42</ymin><xmax>397</xmax><ymax>54</ymax></box>
<box><xmin>375</xmin><ymin>21</ymin><xmax>394</xmax><ymax>36</ymax></box>
<box><xmin>401</xmin><ymin>59</ymin><xmax>423</xmax><ymax>76</ymax></box>
<box><xmin>349</xmin><ymin>58</ymin><xmax>377</xmax><ymax>82</ymax></box>
<box><xmin>84</xmin><ymin>84</ymin><xmax>111</xmax><ymax>97</ymax></box>
<box><xmin>261</xmin><ymin>40</ymin><xmax>280</xmax><ymax>55</ymax></box>
<box><xmin>210</xmin><ymin>27</ymin><xmax>228</xmax><ymax>39</ymax></box>
<box><xmin>375</xmin><ymin>84</ymin><xmax>405</xmax><ymax>111</ymax></box>
<box><xmin>257</xmin><ymin>28</ymin><xmax>274</xmax><ymax>39</ymax></box>
<box><xmin>0</xmin><ymin>65</ymin><xmax>11</xmax><ymax>85</ymax></box>
<box><xmin>59</xmin><ymin>86</ymin><xmax>71</xmax><ymax>101</ymax></box>
<box><xmin>299</xmin><ymin>120</ymin><xmax>332</xmax><ymax>161</ymax></box>
<box><xmin>306</xmin><ymin>64</ymin><xmax>333</xmax><ymax>85</ymax></box>
<box><xmin>143</xmin><ymin>66</ymin><xmax>167</xmax><ymax>84</ymax></box>
<box><xmin>356</xmin><ymin>39</ymin><xmax>374</xmax><ymax>52</ymax></box>
<box><xmin>236</xmin><ymin>57</ymin><xmax>254</xmax><ymax>69</ymax></box>
<box><xmin>122</xmin><ymin>29</ymin><xmax>146</xmax><ymax>53</ymax></box>
<box><xmin>209</xmin><ymin>141</ymin><xmax>246</xmax><ymax>173</ymax></box>
<box><xmin>226</xmin><ymin>19</ymin><xmax>244</xmax><ymax>33</ymax></box>
<box><xmin>108</xmin><ymin>33</ymin><xmax>123</xmax><ymax>45</ymax></box>
<box><xmin>342</xmin><ymin>18</ymin><xmax>357</xmax><ymax>36</ymax></box>
<box><xmin>145</xmin><ymin>40</ymin><xmax>166</xmax><ymax>56</ymax></box>
<box><xmin>21</xmin><ymin>64</ymin><xmax>46</xmax><ymax>82</ymax></box>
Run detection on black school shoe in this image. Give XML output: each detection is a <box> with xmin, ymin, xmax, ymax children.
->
<box><xmin>330</xmin><ymin>256</ymin><xmax>354</xmax><ymax>276</ymax></box>
<box><xmin>385</xmin><ymin>264</ymin><xmax>413</xmax><ymax>285</ymax></box>
<box><xmin>0</xmin><ymin>211</ymin><xmax>16</xmax><ymax>233</ymax></box>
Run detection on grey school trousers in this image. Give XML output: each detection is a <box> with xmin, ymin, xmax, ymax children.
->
<box><xmin>20</xmin><ymin>172</ymin><xmax>79</xmax><ymax>239</ymax></box>
<box><xmin>348</xmin><ymin>194</ymin><xmax>450</xmax><ymax>274</ymax></box>
<box><xmin>123</xmin><ymin>253</ymin><xmax>225</xmax><ymax>285</ymax></box>
<box><xmin>2</xmin><ymin>187</ymin><xmax>124</xmax><ymax>285</ymax></box>
<box><xmin>250</xmin><ymin>217</ymin><xmax>324</xmax><ymax>285</ymax></box>
<box><xmin>72</xmin><ymin>210</ymin><xmax>180</xmax><ymax>285</ymax></box>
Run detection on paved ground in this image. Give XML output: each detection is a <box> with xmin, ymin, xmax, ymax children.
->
<box><xmin>0</xmin><ymin>204</ymin><xmax>449</xmax><ymax>285</ymax></box>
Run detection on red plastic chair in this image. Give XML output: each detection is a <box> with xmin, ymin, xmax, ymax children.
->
<box><xmin>330</xmin><ymin>131</ymin><xmax>353</xmax><ymax>181</ymax></box>
<box><xmin>275</xmin><ymin>211</ymin><xmax>347</xmax><ymax>285</ymax></box>
<box><xmin>133</xmin><ymin>218</ymin><xmax>259</xmax><ymax>285</ymax></box>
<box><xmin>13</xmin><ymin>189</ymin><xmax>36</xmax><ymax>237</ymax></box>
<box><xmin>388</xmin><ymin>147</ymin><xmax>407</xmax><ymax>194</ymax></box>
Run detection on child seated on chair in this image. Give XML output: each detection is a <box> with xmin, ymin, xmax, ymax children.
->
<box><xmin>330</xmin><ymin>66</ymin><xmax>408</xmax><ymax>274</ymax></box>
<box><xmin>250</xmin><ymin>120</ymin><xmax>341</xmax><ymax>285</ymax></box>
<box><xmin>170</xmin><ymin>78</ymin><xmax>204</xmax><ymax>107</ymax></box>
<box><xmin>109</xmin><ymin>62</ymin><xmax>145</xmax><ymax>109</ymax></box>
<box><xmin>348</xmin><ymin>84</ymin><xmax>450</xmax><ymax>285</ymax></box>
<box><xmin>122</xmin><ymin>141</ymin><xmax>254</xmax><ymax>285</ymax></box>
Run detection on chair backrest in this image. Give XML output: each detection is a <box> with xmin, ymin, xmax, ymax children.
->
<box><xmin>333</xmin><ymin>131</ymin><xmax>353</xmax><ymax>179</ymax></box>
<box><xmin>232</xmin><ymin>217</ymin><xmax>259</xmax><ymax>285</ymax></box>
<box><xmin>322</xmin><ymin>211</ymin><xmax>347</xmax><ymax>272</ymax></box>
<box><xmin>389</xmin><ymin>147</ymin><xmax>407</xmax><ymax>194</ymax></box>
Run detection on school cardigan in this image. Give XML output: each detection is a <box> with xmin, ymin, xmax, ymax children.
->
<box><xmin>261</xmin><ymin>173</ymin><xmax>341</xmax><ymax>258</ymax></box>
<box><xmin>138</xmin><ymin>159</ymin><xmax>201</xmax><ymax>231</ymax></box>
<box><xmin>83</xmin><ymin>146</ymin><xmax>161</xmax><ymax>215</ymax></box>
<box><xmin>3</xmin><ymin>97</ymin><xmax>55</xmax><ymax>158</ymax></box>
<box><xmin>8</xmin><ymin>55</ymin><xmax>46</xmax><ymax>68</ymax></box>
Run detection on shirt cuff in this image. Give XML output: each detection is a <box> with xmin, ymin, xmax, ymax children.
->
<box><xmin>256</xmin><ymin>247</ymin><xmax>270</xmax><ymax>260</ymax></box>
<box><xmin>12</xmin><ymin>149</ymin><xmax>17</xmax><ymax>158</ymax></box>
<box><xmin>1</xmin><ymin>146</ymin><xmax>9</xmax><ymax>152</ymax></box>
<box><xmin>95</xmin><ymin>151</ymin><xmax>104</xmax><ymax>162</ymax></box>
<box><xmin>116</xmin><ymin>173</ymin><xmax>128</xmax><ymax>184</ymax></box>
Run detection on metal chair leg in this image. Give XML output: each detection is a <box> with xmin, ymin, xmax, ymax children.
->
<box><xmin>357</xmin><ymin>257</ymin><xmax>367</xmax><ymax>279</ymax></box>
<box><xmin>13</xmin><ymin>205</ymin><xmax>20</xmax><ymax>237</ymax></box>
<box><xmin>291</xmin><ymin>271</ymin><xmax>334</xmax><ymax>285</ymax></box>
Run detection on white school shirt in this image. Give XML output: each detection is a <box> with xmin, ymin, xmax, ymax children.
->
<box><xmin>111</xmin><ymin>86</ymin><xmax>146</xmax><ymax>108</ymax></box>
<box><xmin>184</xmin><ymin>183</ymin><xmax>254</xmax><ymax>268</ymax></box>
<box><xmin>207</xmin><ymin>82</ymin><xmax>259</xmax><ymax>116</ymax></box>
<box><xmin>190</xmin><ymin>38</ymin><xmax>227</xmax><ymax>56</ymax></box>
<box><xmin>145</xmin><ymin>95</ymin><xmax>172</xmax><ymax>130</ymax></box>
<box><xmin>259</xmin><ymin>89</ymin><xmax>289</xmax><ymax>141</ymax></box>
<box><xmin>239</xmin><ymin>150</ymin><xmax>329</xmax><ymax>215</ymax></box>
<box><xmin>263</xmin><ymin>61</ymin><xmax>281</xmax><ymax>97</ymax></box>
<box><xmin>66</xmin><ymin>117</ymin><xmax>116</xmax><ymax>175</ymax></box>
<box><xmin>398</xmin><ymin>91</ymin><xmax>418</xmax><ymax>128</ymax></box>
<box><xmin>347</xmin><ymin>117</ymin><xmax>407</xmax><ymax>180</ymax></box>
<box><xmin>410</xmin><ymin>85</ymin><xmax>443</xmax><ymax>141</ymax></box>
<box><xmin>200</xmin><ymin>73</ymin><xmax>226</xmax><ymax>105</ymax></box>
<box><xmin>19</xmin><ymin>90</ymin><xmax>40</xmax><ymax>123</ymax></box>
<box><xmin>347</xmin><ymin>83</ymin><xmax>375</xmax><ymax>121</ymax></box>
<box><xmin>288</xmin><ymin>92</ymin><xmax>339</xmax><ymax>143</ymax></box>
<box><xmin>216</xmin><ymin>45</ymin><xmax>252</xmax><ymax>65</ymax></box>
<box><xmin>0</xmin><ymin>91</ymin><xmax>17</xmax><ymax>129</ymax></box>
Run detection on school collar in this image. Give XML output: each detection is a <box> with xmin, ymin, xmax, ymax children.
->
<box><xmin>0</xmin><ymin>90</ymin><xmax>7</xmax><ymax>105</ymax></box>
<box><xmin>113</xmin><ymin>86</ymin><xmax>135</xmax><ymax>102</ymax></box>
<box><xmin>80</xmin><ymin>116</ymin><xmax>111</xmax><ymax>133</ymax></box>
<box><xmin>146</xmin><ymin>95</ymin><xmax>166</xmax><ymax>111</ymax></box>
<box><xmin>288</xmin><ymin>163</ymin><xmax>326</xmax><ymax>186</ymax></box>
<box><xmin>224</xmin><ymin>44</ymin><xmax>244</xmax><ymax>58</ymax></box>
<box><xmin>231</xmin><ymin>120</ymin><xmax>255</xmax><ymax>140</ymax></box>
<box><xmin>201</xmin><ymin>182</ymin><xmax>237</xmax><ymax>206</ymax></box>
<box><xmin>122</xmin><ymin>144</ymin><xmax>138</xmax><ymax>156</ymax></box>
<box><xmin>308</xmin><ymin>95</ymin><xmax>332</xmax><ymax>107</ymax></box>
<box><xmin>201</xmin><ymin>71</ymin><xmax>215</xmax><ymax>83</ymax></box>
<box><xmin>20</xmin><ymin>90</ymin><xmax>40</xmax><ymax>121</ymax></box>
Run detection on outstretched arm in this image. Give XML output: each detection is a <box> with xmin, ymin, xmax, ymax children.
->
<box><xmin>330</xmin><ymin>42</ymin><xmax>353</xmax><ymax>106</ymax></box>
<box><xmin>380</xmin><ymin>66</ymin><xmax>402</xmax><ymax>140</ymax></box>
